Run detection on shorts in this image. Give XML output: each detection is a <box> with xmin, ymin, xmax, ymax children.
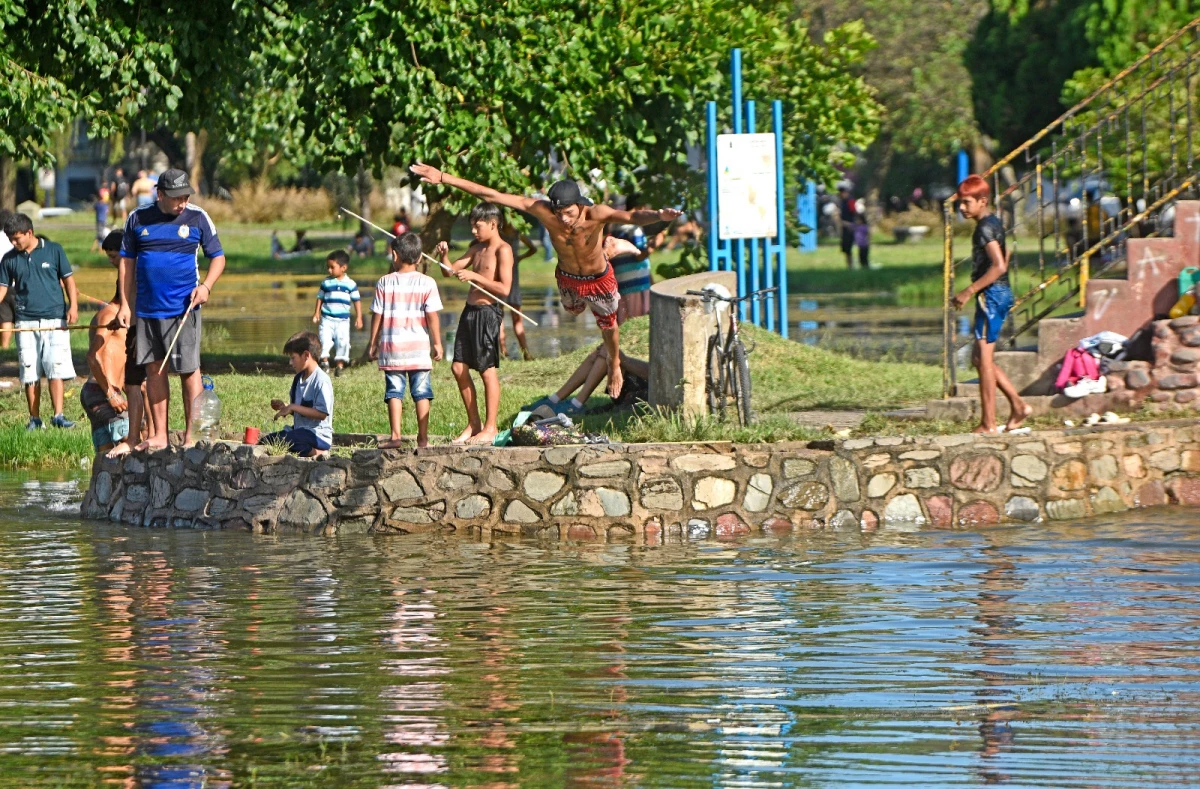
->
<box><xmin>974</xmin><ymin>284</ymin><xmax>1014</xmax><ymax>345</ymax></box>
<box><xmin>124</xmin><ymin>321</ymin><xmax>146</xmax><ymax>386</ymax></box>
<box><xmin>841</xmin><ymin>226</ymin><xmax>855</xmax><ymax>255</ymax></box>
<box><xmin>505</xmin><ymin>261</ymin><xmax>522</xmax><ymax>307</ymax></box>
<box><xmin>318</xmin><ymin>316</ymin><xmax>351</xmax><ymax>362</ymax></box>
<box><xmin>453</xmin><ymin>303</ymin><xmax>502</xmax><ymax>372</ymax></box>
<box><xmin>16</xmin><ymin>319</ymin><xmax>76</xmax><ymax>385</ymax></box>
<box><xmin>384</xmin><ymin>370</ymin><xmax>433</xmax><ymax>402</ymax></box>
<box><xmin>136</xmin><ymin>311</ymin><xmax>201</xmax><ymax>374</ymax></box>
<box><xmin>0</xmin><ymin>291</ymin><xmax>14</xmax><ymax>324</ymax></box>
<box><xmin>91</xmin><ymin>419</ymin><xmax>129</xmax><ymax>451</ymax></box>
<box><xmin>261</xmin><ymin>427</ymin><xmax>330</xmax><ymax>455</ymax></box>
<box><xmin>557</xmin><ymin>265</ymin><xmax>620</xmax><ymax>330</ymax></box>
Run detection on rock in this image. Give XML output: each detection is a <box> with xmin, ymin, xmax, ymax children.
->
<box><xmin>232</xmin><ymin>469</ymin><xmax>258</xmax><ymax>489</ymax></box>
<box><xmin>334</xmin><ymin>486</ymin><xmax>378</xmax><ymax>512</ymax></box>
<box><xmin>607</xmin><ymin>524</ymin><xmax>635</xmax><ymax>541</ymax></box>
<box><xmin>1158</xmin><ymin>373</ymin><xmax>1198</xmax><ymax>390</ymax></box>
<box><xmin>904</xmin><ymin>467</ymin><xmax>940</xmax><ymax>489</ymax></box>
<box><xmin>261</xmin><ymin>462</ymin><xmax>303</xmax><ymax>486</ymax></box>
<box><xmin>380</xmin><ymin>470</ymin><xmax>424</xmax><ymax>501</ymax></box>
<box><xmin>867</xmin><ymin>473</ymin><xmax>896</xmax><ymax>498</ymax></box>
<box><xmin>715</xmin><ymin>513</ymin><xmax>750</xmax><ymax>539</ymax></box>
<box><xmin>1052</xmin><ymin>459</ymin><xmax>1088</xmax><ymax>491</ymax></box>
<box><xmin>93</xmin><ymin>471</ymin><xmax>113</xmax><ymax>505</ymax></box>
<box><xmin>860</xmin><ymin>510</ymin><xmax>879</xmax><ymax>531</ymax></box>
<box><xmin>242</xmin><ymin>494</ymin><xmax>281</xmax><ymax>515</ymax></box>
<box><xmin>743</xmin><ymin>474</ymin><xmax>773</xmax><ymax>512</ymax></box>
<box><xmin>523</xmin><ymin>471</ymin><xmax>566</xmax><ymax>502</ymax></box>
<box><xmin>108</xmin><ymin>498</ymin><xmax>124</xmax><ymax>524</ymax></box>
<box><xmin>829</xmin><ymin>457</ymin><xmax>861</xmax><ymax>502</ymax></box>
<box><xmin>337</xmin><ymin>517</ymin><xmax>373</xmax><ymax>535</ymax></box>
<box><xmin>935</xmin><ymin>434</ymin><xmax>977</xmax><ymax>447</ymax></box>
<box><xmin>1151</xmin><ymin>391</ymin><xmax>1173</xmax><ymax>402</ymax></box>
<box><xmin>884</xmin><ymin>494</ymin><xmax>925</xmax><ymax>525</ymax></box>
<box><xmin>863</xmin><ymin>453</ymin><xmax>891</xmax><ymax>469</ymax></box>
<box><xmin>1180</xmin><ymin>326</ymin><xmax>1200</xmax><ymax>347</ymax></box>
<box><xmin>1149</xmin><ymin>449</ymin><xmax>1181</xmax><ymax>472</ymax></box>
<box><xmin>209</xmin><ymin>497</ymin><xmax>237</xmax><ymax>517</ymax></box>
<box><xmin>1126</xmin><ymin>369</ymin><xmax>1152</xmax><ymax>389</ymax></box>
<box><xmin>503</xmin><ymin>500</ymin><xmax>540</xmax><ymax>524</ymax></box>
<box><xmin>779</xmin><ymin>481</ymin><xmax>829</xmax><ymax>510</ymax></box>
<box><xmin>596</xmin><ymin>488</ymin><xmax>631</xmax><ymax>517</ymax></box>
<box><xmin>1134</xmin><ymin>480</ymin><xmax>1168</xmax><ymax>507</ymax></box>
<box><xmin>926</xmin><ymin>495</ymin><xmax>953</xmax><ymax>527</ymax></box>
<box><xmin>1171</xmin><ymin>348</ymin><xmax>1200</xmax><ymax>365</ymax></box>
<box><xmin>437</xmin><ymin>470</ymin><xmax>474</xmax><ymax>491</ymax></box>
<box><xmin>1091</xmin><ymin>486</ymin><xmax>1128</xmax><ymax>514</ymax></box>
<box><xmin>1176</xmin><ymin>389</ymin><xmax>1199</xmax><ymax>403</ymax></box>
<box><xmin>1046</xmin><ymin>498</ymin><xmax>1087</xmax><ymax>521</ymax></box>
<box><xmin>1088</xmin><ymin>455</ymin><xmax>1119</xmax><ymax>482</ymax></box>
<box><xmin>152</xmin><ymin>476</ymin><xmax>173</xmax><ymax>508</ymax></box>
<box><xmin>125</xmin><ymin>457</ymin><xmax>146</xmax><ymax>475</ymax></box>
<box><xmin>565</xmin><ymin>524</ymin><xmax>596</xmax><ymax>541</ymax></box>
<box><xmin>544</xmin><ymin>446</ymin><xmax>581</xmax><ymax>466</ymax></box>
<box><xmin>1005</xmin><ymin>496</ymin><xmax>1041</xmax><ymax>522</ymax></box>
<box><xmin>1011</xmin><ymin>455</ymin><xmax>1049</xmax><ymax>486</ymax></box>
<box><xmin>875</xmin><ymin>437</ymin><xmax>904</xmax><ymax>447</ymax></box>
<box><xmin>693</xmin><ymin>477</ymin><xmax>736</xmax><ymax>510</ymax></box>
<box><xmin>762</xmin><ymin>517</ymin><xmax>794</xmax><ymax>534</ymax></box>
<box><xmin>455</xmin><ymin>494</ymin><xmax>491</xmax><ymax>520</ymax></box>
<box><xmin>487</xmin><ymin>469</ymin><xmax>515</xmax><ymax>491</ymax></box>
<box><xmin>454</xmin><ymin>456</ymin><xmax>484</xmax><ymax>472</ymax></box>
<box><xmin>1170</xmin><ymin>315</ymin><xmax>1200</xmax><ymax>328</ymax></box>
<box><xmin>174</xmin><ymin>488</ymin><xmax>209</xmax><ymax>513</ymax></box>
<box><xmin>308</xmin><ymin>464</ymin><xmax>347</xmax><ymax>492</ymax></box>
<box><xmin>389</xmin><ymin>502</ymin><xmax>445</xmax><ymax>524</ymax></box>
<box><xmin>165</xmin><ymin>461</ymin><xmax>185</xmax><ymax>479</ymax></box>
<box><xmin>741</xmin><ymin>452</ymin><xmax>770</xmax><ymax>468</ymax></box>
<box><xmin>949</xmin><ymin>454</ymin><xmax>1004</xmax><ymax>492</ymax></box>
<box><xmin>671</xmin><ymin>454</ymin><xmax>736</xmax><ymax>473</ymax></box>
<box><xmin>185</xmin><ymin>447</ymin><xmax>208</xmax><ymax>465</ymax></box>
<box><xmin>842</xmin><ymin>438</ymin><xmax>874</xmax><ymax>450</ymax></box>
<box><xmin>1123</xmin><ymin>454</ymin><xmax>1146</xmax><ymax>479</ymax></box>
<box><xmin>899</xmin><ymin>449</ymin><xmax>941</xmax><ymax>461</ymax></box>
<box><xmin>550</xmin><ymin>492</ymin><xmax>578</xmax><ymax>516</ymax></box>
<box><xmin>783</xmin><ymin>458</ymin><xmax>816</xmax><ymax>478</ymax></box>
<box><xmin>639</xmin><ymin>478</ymin><xmax>684</xmax><ymax>510</ymax></box>
<box><xmin>1052</xmin><ymin>441</ymin><xmax>1084</xmax><ymax>455</ymax></box>
<box><xmin>1184</xmin><ymin>451</ymin><xmax>1200</xmax><ymax>472</ymax></box>
<box><xmin>958</xmin><ymin>500</ymin><xmax>1000</xmax><ymax>525</ymax></box>
<box><xmin>579</xmin><ymin>460</ymin><xmax>632</xmax><ymax>479</ymax></box>
<box><xmin>828</xmin><ymin>510</ymin><xmax>858</xmax><ymax>530</ymax></box>
<box><xmin>644</xmin><ymin>518</ymin><xmax>662</xmax><ymax>544</ymax></box>
<box><xmin>686</xmin><ymin>519</ymin><xmax>711</xmax><ymax>539</ymax></box>
<box><xmin>280</xmin><ymin>489</ymin><xmax>326</xmax><ymax>529</ymax></box>
<box><xmin>1167</xmin><ymin>477</ymin><xmax>1200</xmax><ymax>505</ymax></box>
<box><xmin>125</xmin><ymin>484</ymin><xmax>149</xmax><ymax>505</ymax></box>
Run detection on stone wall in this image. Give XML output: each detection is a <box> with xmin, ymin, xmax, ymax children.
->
<box><xmin>1104</xmin><ymin>317</ymin><xmax>1200</xmax><ymax>412</ymax></box>
<box><xmin>82</xmin><ymin>419</ymin><xmax>1200</xmax><ymax>540</ymax></box>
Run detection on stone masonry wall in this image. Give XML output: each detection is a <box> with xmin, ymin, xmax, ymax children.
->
<box><xmin>82</xmin><ymin>421</ymin><xmax>1200</xmax><ymax>541</ymax></box>
<box><xmin>1103</xmin><ymin>317</ymin><xmax>1200</xmax><ymax>412</ymax></box>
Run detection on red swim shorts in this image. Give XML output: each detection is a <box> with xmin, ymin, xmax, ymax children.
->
<box><xmin>556</xmin><ymin>265</ymin><xmax>620</xmax><ymax>330</ymax></box>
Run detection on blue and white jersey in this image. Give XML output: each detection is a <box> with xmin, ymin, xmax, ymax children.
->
<box><xmin>120</xmin><ymin>203</ymin><xmax>223</xmax><ymax>319</ymax></box>
<box><xmin>317</xmin><ymin>276</ymin><xmax>361</xmax><ymax>319</ymax></box>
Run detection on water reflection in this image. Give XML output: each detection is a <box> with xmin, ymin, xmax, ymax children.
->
<box><xmin>1</xmin><ymin>476</ymin><xmax>1200</xmax><ymax>786</ymax></box>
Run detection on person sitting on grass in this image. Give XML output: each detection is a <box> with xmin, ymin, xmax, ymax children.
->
<box><xmin>526</xmin><ymin>344</ymin><xmax>650</xmax><ymax>418</ymax></box>
<box><xmin>264</xmin><ymin>331</ymin><xmax>335</xmax><ymax>457</ymax></box>
<box><xmin>368</xmin><ymin>232</ymin><xmax>444</xmax><ymax>449</ymax></box>
<box><xmin>951</xmin><ymin>174</ymin><xmax>1031</xmax><ymax>434</ymax></box>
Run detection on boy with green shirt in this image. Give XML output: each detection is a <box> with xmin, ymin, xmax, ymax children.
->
<box><xmin>0</xmin><ymin>213</ymin><xmax>78</xmax><ymax>430</ymax></box>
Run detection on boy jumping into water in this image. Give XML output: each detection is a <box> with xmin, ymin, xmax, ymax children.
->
<box><xmin>410</xmin><ymin>163</ymin><xmax>681</xmax><ymax>398</ymax></box>
<box><xmin>951</xmin><ymin>175</ymin><xmax>1031</xmax><ymax>434</ymax></box>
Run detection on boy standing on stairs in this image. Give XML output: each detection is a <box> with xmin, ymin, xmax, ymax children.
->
<box><xmin>951</xmin><ymin>175</ymin><xmax>1032</xmax><ymax>434</ymax></box>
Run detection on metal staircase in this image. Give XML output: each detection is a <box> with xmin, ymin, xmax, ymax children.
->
<box><xmin>940</xmin><ymin>17</ymin><xmax>1200</xmax><ymax>406</ymax></box>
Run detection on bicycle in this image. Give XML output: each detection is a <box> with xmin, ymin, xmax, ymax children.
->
<box><xmin>685</xmin><ymin>287</ymin><xmax>776</xmax><ymax>426</ymax></box>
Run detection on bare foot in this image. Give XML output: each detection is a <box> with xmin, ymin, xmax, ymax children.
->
<box><xmin>452</xmin><ymin>426</ymin><xmax>477</xmax><ymax>445</ymax></box>
<box><xmin>522</xmin><ymin>348</ymin><xmax>533</xmax><ymax>362</ymax></box>
<box><xmin>606</xmin><ymin>360</ymin><xmax>624</xmax><ymax>399</ymax></box>
<box><xmin>378</xmin><ymin>437</ymin><xmax>407</xmax><ymax>449</ymax></box>
<box><xmin>106</xmin><ymin>440</ymin><xmax>133</xmax><ymax>458</ymax></box>
<box><xmin>467</xmin><ymin>428</ymin><xmax>498</xmax><ymax>445</ymax></box>
<box><xmin>1006</xmin><ymin>402</ymin><xmax>1033</xmax><ymax>432</ymax></box>
<box><xmin>971</xmin><ymin>424</ymin><xmax>1002</xmax><ymax>435</ymax></box>
<box><xmin>135</xmin><ymin>435</ymin><xmax>169</xmax><ymax>452</ymax></box>
<box><xmin>416</xmin><ymin>437</ymin><xmax>429</xmax><ymax>448</ymax></box>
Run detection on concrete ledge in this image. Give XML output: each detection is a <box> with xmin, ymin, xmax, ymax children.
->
<box><xmin>81</xmin><ymin>419</ymin><xmax>1200</xmax><ymax>542</ymax></box>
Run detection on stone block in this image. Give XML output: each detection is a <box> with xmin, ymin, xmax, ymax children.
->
<box><xmin>125</xmin><ymin>457</ymin><xmax>146</xmax><ymax>475</ymax></box>
<box><xmin>579</xmin><ymin>460</ymin><xmax>632</xmax><ymax>479</ymax></box>
<box><xmin>860</xmin><ymin>510</ymin><xmax>879</xmax><ymax>531</ymax></box>
<box><xmin>280</xmin><ymin>489</ymin><xmax>327</xmax><ymax>529</ymax></box>
<box><xmin>380</xmin><ymin>470</ymin><xmax>424</xmax><ymax>501</ymax></box>
<box><xmin>1149</xmin><ymin>450</ymin><xmax>1181</xmax><ymax>472</ymax></box>
<box><xmin>334</xmin><ymin>486</ymin><xmax>378</xmax><ymax>513</ymax></box>
<box><xmin>1134</xmin><ymin>480</ymin><xmax>1168</xmax><ymax>507</ymax></box>
<box><xmin>1046</xmin><ymin>498</ymin><xmax>1087</xmax><ymax>521</ymax></box>
<box><xmin>1091</xmin><ymin>486</ymin><xmax>1128</xmax><ymax>515</ymax></box>
<box><xmin>437</xmin><ymin>470</ymin><xmax>474</xmax><ymax>491</ymax></box>
<box><xmin>524</xmin><ymin>471</ymin><xmax>566</xmax><ymax>501</ymax></box>
<box><xmin>741</xmin><ymin>452</ymin><xmax>770</xmax><ymax>469</ymax></box>
<box><xmin>715</xmin><ymin>513</ymin><xmax>750</xmax><ymax>539</ymax></box>
<box><xmin>1167</xmin><ymin>477</ymin><xmax>1200</xmax><ymax>505</ymax></box>
<box><xmin>686</xmin><ymin>519</ymin><xmax>711</xmax><ymax>539</ymax></box>
<box><xmin>242</xmin><ymin>494</ymin><xmax>282</xmax><ymax>515</ymax></box>
<box><xmin>175</xmin><ymin>488</ymin><xmax>209</xmax><ymax>513</ymax></box>
<box><xmin>232</xmin><ymin>469</ymin><xmax>258</xmax><ymax>489</ymax></box>
<box><xmin>478</xmin><ymin>468</ymin><xmax>512</xmax><ymax>493</ymax></box>
<box><xmin>1126</xmin><ymin>369</ymin><xmax>1152</xmax><ymax>389</ymax></box>
<box><xmin>949</xmin><ymin>453</ymin><xmax>1004</xmax><ymax>492</ymax></box>
<box><xmin>390</xmin><ymin>501</ymin><xmax>446</xmax><ymax>524</ymax></box>
<box><xmin>1184</xmin><ymin>451</ymin><xmax>1200</xmax><ymax>472</ymax></box>
<box><xmin>151</xmin><ymin>476</ymin><xmax>173</xmax><ymax>508</ymax></box>
<box><xmin>544</xmin><ymin>446</ymin><xmax>582</xmax><ymax>466</ymax></box>
<box><xmin>92</xmin><ymin>472</ymin><xmax>113</xmax><ymax>505</ymax></box>
<box><xmin>1170</xmin><ymin>315</ymin><xmax>1200</xmax><ymax>329</ymax></box>
<box><xmin>829</xmin><ymin>457</ymin><xmax>861</xmax><ymax>502</ymax></box>
<box><xmin>875</xmin><ymin>437</ymin><xmax>905</xmax><ymax>447</ymax></box>
<box><xmin>1052</xmin><ymin>460</ymin><xmax>1088</xmax><ymax>491</ymax></box>
<box><xmin>904</xmin><ymin>467</ymin><xmax>940</xmax><ymax>489</ymax></box>
<box><xmin>842</xmin><ymin>438</ymin><xmax>874</xmax><ymax>450</ymax></box>
<box><xmin>1052</xmin><ymin>441</ymin><xmax>1083</xmax><ymax>455</ymax></box>
<box><xmin>926</xmin><ymin>495</ymin><xmax>953</xmax><ymax>528</ymax></box>
<box><xmin>1180</xmin><ymin>326</ymin><xmax>1200</xmax><ymax>347</ymax></box>
<box><xmin>935</xmin><ymin>434</ymin><xmax>977</xmax><ymax>447</ymax></box>
<box><xmin>863</xmin><ymin>453</ymin><xmax>891</xmax><ymax>469</ymax></box>
<box><xmin>503</xmin><ymin>500</ymin><xmax>540</xmax><ymax>524</ymax></box>
<box><xmin>779</xmin><ymin>481</ymin><xmax>829</xmax><ymax>511</ymax></box>
<box><xmin>607</xmin><ymin>524</ymin><xmax>636</xmax><ymax>542</ymax></box>
<box><xmin>1005</xmin><ymin>496</ymin><xmax>1040</xmax><ymax>522</ymax></box>
<box><xmin>1123</xmin><ymin>454</ymin><xmax>1146</xmax><ymax>479</ymax></box>
<box><xmin>337</xmin><ymin>516</ymin><xmax>373</xmax><ymax>535</ymax></box>
<box><xmin>958</xmin><ymin>500</ymin><xmax>1000</xmax><ymax>525</ymax></box>
<box><xmin>262</xmin><ymin>462</ymin><xmax>303</xmax><ymax>486</ymax></box>
<box><xmin>209</xmin><ymin>497</ymin><xmax>237</xmax><ymax>517</ymax></box>
<box><xmin>867</xmin><ymin>473</ymin><xmax>896</xmax><ymax>498</ymax></box>
<box><xmin>1010</xmin><ymin>455</ymin><xmax>1048</xmax><ymax>486</ymax></box>
<box><xmin>693</xmin><ymin>477</ymin><xmax>736</xmax><ymax>510</ymax></box>
<box><xmin>308</xmin><ymin>464</ymin><xmax>347</xmax><ymax>492</ymax></box>
<box><xmin>596</xmin><ymin>488</ymin><xmax>631</xmax><ymax>517</ymax></box>
<box><xmin>671</xmin><ymin>454</ymin><xmax>736</xmax><ymax>473</ymax></box>
<box><xmin>828</xmin><ymin>510</ymin><xmax>858</xmax><ymax>530</ymax></box>
<box><xmin>762</xmin><ymin>517</ymin><xmax>794</xmax><ymax>534</ymax></box>
<box><xmin>126</xmin><ymin>484</ymin><xmax>149</xmax><ymax>505</ymax></box>
<box><xmin>1176</xmin><ymin>389</ymin><xmax>1199</xmax><ymax>403</ymax></box>
<box><xmin>454</xmin><ymin>456</ymin><xmax>484</xmax><ymax>472</ymax></box>
<box><xmin>644</xmin><ymin>518</ymin><xmax>662</xmax><ymax>544</ymax></box>
<box><xmin>899</xmin><ymin>449</ymin><xmax>941</xmax><ymax>461</ymax></box>
<box><xmin>1171</xmin><ymin>348</ymin><xmax>1200</xmax><ymax>366</ymax></box>
<box><xmin>1158</xmin><ymin>373</ymin><xmax>1198</xmax><ymax>390</ymax></box>
<box><xmin>566</xmin><ymin>524</ymin><xmax>596</xmax><ymax>541</ymax></box>
<box><xmin>743</xmin><ymin>474</ymin><xmax>773</xmax><ymax>512</ymax></box>
<box><xmin>639</xmin><ymin>478</ymin><xmax>683</xmax><ymax>510</ymax></box>
<box><xmin>884</xmin><ymin>494</ymin><xmax>924</xmax><ymax>525</ymax></box>
<box><xmin>1088</xmin><ymin>455</ymin><xmax>1119</xmax><ymax>482</ymax></box>
<box><xmin>550</xmin><ymin>492</ymin><xmax>578</xmax><ymax>516</ymax></box>
<box><xmin>455</xmin><ymin>494</ymin><xmax>491</xmax><ymax>520</ymax></box>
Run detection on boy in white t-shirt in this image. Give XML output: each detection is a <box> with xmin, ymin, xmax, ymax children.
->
<box><xmin>368</xmin><ymin>232</ymin><xmax>444</xmax><ymax>448</ymax></box>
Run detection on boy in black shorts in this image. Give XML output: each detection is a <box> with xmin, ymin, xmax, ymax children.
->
<box><xmin>435</xmin><ymin>203</ymin><xmax>513</xmax><ymax>445</ymax></box>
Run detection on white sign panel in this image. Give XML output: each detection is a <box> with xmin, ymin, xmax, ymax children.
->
<box><xmin>716</xmin><ymin>133</ymin><xmax>778</xmax><ymax>239</ymax></box>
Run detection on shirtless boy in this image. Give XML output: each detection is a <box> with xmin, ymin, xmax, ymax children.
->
<box><xmin>437</xmin><ymin>202</ymin><xmax>513</xmax><ymax>445</ymax></box>
<box><xmin>410</xmin><ymin>163</ymin><xmax>681</xmax><ymax>397</ymax></box>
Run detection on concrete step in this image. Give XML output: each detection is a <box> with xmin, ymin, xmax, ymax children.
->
<box><xmin>954</xmin><ymin>350</ymin><xmax>1059</xmax><ymax>397</ymax></box>
<box><xmin>927</xmin><ymin>389</ymin><xmax>1130</xmax><ymax>422</ymax></box>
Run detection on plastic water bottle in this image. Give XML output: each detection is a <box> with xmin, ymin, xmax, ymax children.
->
<box><xmin>191</xmin><ymin>375</ymin><xmax>222</xmax><ymax>443</ymax></box>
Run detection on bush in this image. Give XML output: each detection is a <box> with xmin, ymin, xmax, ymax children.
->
<box><xmin>193</xmin><ymin>183</ymin><xmax>335</xmax><ymax>224</ymax></box>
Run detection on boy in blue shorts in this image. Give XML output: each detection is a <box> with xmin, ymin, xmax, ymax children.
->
<box><xmin>952</xmin><ymin>175</ymin><xmax>1030</xmax><ymax>434</ymax></box>
<box><xmin>265</xmin><ymin>331</ymin><xmax>335</xmax><ymax>457</ymax></box>
<box><xmin>312</xmin><ymin>250</ymin><xmax>363</xmax><ymax>376</ymax></box>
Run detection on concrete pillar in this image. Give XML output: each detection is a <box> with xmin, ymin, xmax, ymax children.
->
<box><xmin>648</xmin><ymin>270</ymin><xmax>737</xmax><ymax>418</ymax></box>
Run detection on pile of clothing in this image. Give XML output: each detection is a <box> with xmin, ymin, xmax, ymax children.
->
<box><xmin>1057</xmin><ymin>331</ymin><xmax>1127</xmax><ymax>399</ymax></box>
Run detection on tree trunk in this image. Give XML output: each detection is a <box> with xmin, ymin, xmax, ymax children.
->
<box><xmin>355</xmin><ymin>164</ymin><xmax>373</xmax><ymax>236</ymax></box>
<box><xmin>418</xmin><ymin>200</ymin><xmax>457</xmax><ymax>274</ymax></box>
<box><xmin>185</xmin><ymin>130</ymin><xmax>208</xmax><ymax>194</ymax></box>
<box><xmin>0</xmin><ymin>157</ymin><xmax>15</xmax><ymax>210</ymax></box>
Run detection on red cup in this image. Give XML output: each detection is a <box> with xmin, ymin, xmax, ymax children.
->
<box><xmin>245</xmin><ymin>427</ymin><xmax>260</xmax><ymax>445</ymax></box>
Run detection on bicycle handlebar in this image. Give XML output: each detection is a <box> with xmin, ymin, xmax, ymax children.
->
<box><xmin>685</xmin><ymin>287</ymin><xmax>777</xmax><ymax>304</ymax></box>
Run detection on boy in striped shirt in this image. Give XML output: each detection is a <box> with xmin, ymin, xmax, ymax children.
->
<box><xmin>312</xmin><ymin>250</ymin><xmax>363</xmax><ymax>376</ymax></box>
<box><xmin>368</xmin><ymin>233</ymin><xmax>444</xmax><ymax>447</ymax></box>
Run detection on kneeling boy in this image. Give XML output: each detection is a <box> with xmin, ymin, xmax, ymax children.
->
<box><xmin>265</xmin><ymin>331</ymin><xmax>334</xmax><ymax>456</ymax></box>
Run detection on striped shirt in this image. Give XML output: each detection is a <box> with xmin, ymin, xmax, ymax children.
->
<box><xmin>317</xmin><ymin>275</ymin><xmax>361</xmax><ymax>319</ymax></box>
<box><xmin>120</xmin><ymin>203</ymin><xmax>223</xmax><ymax>319</ymax></box>
<box><xmin>371</xmin><ymin>271</ymin><xmax>443</xmax><ymax>371</ymax></box>
<box><xmin>610</xmin><ymin>225</ymin><xmax>651</xmax><ymax>294</ymax></box>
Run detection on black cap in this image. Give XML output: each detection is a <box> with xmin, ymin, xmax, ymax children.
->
<box><xmin>157</xmin><ymin>168</ymin><xmax>194</xmax><ymax>198</ymax></box>
<box><xmin>547</xmin><ymin>179</ymin><xmax>593</xmax><ymax>209</ymax></box>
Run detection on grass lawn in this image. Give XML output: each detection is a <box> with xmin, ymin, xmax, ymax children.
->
<box><xmin>0</xmin><ymin>317</ymin><xmax>942</xmax><ymax>469</ymax></box>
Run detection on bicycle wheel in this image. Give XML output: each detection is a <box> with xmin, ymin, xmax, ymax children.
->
<box><xmin>729</xmin><ymin>339</ymin><xmax>753</xmax><ymax>426</ymax></box>
<box><xmin>706</xmin><ymin>334</ymin><xmax>723</xmax><ymax>418</ymax></box>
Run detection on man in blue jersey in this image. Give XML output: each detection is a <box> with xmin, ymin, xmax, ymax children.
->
<box><xmin>115</xmin><ymin>169</ymin><xmax>226</xmax><ymax>451</ymax></box>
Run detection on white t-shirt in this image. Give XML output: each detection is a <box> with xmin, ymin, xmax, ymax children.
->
<box><xmin>289</xmin><ymin>366</ymin><xmax>334</xmax><ymax>446</ymax></box>
<box><xmin>371</xmin><ymin>270</ymin><xmax>443</xmax><ymax>371</ymax></box>
<box><xmin>0</xmin><ymin>232</ymin><xmax>11</xmax><ymax>261</ymax></box>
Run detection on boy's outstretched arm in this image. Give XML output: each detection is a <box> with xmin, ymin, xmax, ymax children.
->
<box><xmin>411</xmin><ymin>164</ymin><xmax>541</xmax><ymax>214</ymax></box>
<box><xmin>591</xmin><ymin>204</ymin><xmax>682</xmax><ymax>226</ymax></box>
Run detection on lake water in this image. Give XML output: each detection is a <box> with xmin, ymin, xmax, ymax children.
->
<box><xmin>3</xmin><ymin>472</ymin><xmax>1200</xmax><ymax>786</ymax></box>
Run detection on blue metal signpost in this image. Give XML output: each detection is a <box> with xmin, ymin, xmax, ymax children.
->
<box><xmin>705</xmin><ymin>49</ymin><xmax>789</xmax><ymax>338</ymax></box>
<box><xmin>796</xmin><ymin>181</ymin><xmax>818</xmax><ymax>252</ymax></box>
